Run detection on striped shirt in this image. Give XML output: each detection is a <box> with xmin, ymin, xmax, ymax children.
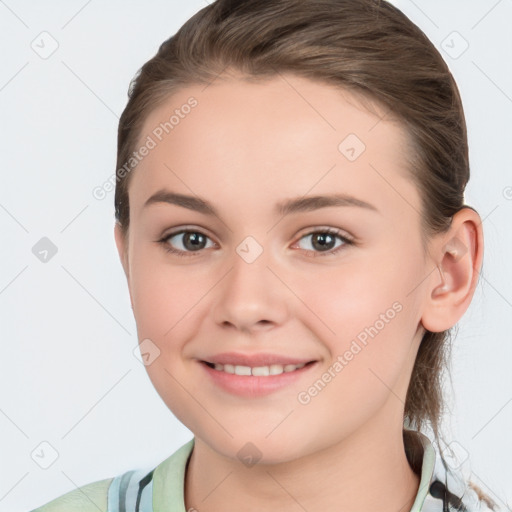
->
<box><xmin>30</xmin><ymin>431</ymin><xmax>508</xmax><ymax>512</ymax></box>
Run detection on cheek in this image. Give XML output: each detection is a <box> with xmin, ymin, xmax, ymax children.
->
<box><xmin>306</xmin><ymin>247</ymin><xmax>422</xmax><ymax>383</ymax></box>
<box><xmin>129</xmin><ymin>247</ymin><xmax>208</xmax><ymax>338</ymax></box>
<box><xmin>128</xmin><ymin>249</ymin><xmax>209</xmax><ymax>423</ymax></box>
<box><xmin>307</xmin><ymin>260</ymin><xmax>404</xmax><ymax>344</ymax></box>
<box><xmin>292</xmin><ymin>271</ymin><xmax>417</xmax><ymax>443</ymax></box>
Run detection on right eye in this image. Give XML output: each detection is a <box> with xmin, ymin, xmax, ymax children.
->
<box><xmin>158</xmin><ymin>229</ymin><xmax>216</xmax><ymax>257</ymax></box>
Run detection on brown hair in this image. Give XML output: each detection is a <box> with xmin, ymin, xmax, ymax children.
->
<box><xmin>114</xmin><ymin>0</ymin><xmax>495</xmax><ymax>506</ymax></box>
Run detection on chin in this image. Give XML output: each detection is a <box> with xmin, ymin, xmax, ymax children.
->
<box><xmin>199</xmin><ymin>431</ymin><xmax>312</xmax><ymax>467</ymax></box>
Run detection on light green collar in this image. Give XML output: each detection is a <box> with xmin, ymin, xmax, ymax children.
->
<box><xmin>408</xmin><ymin>431</ymin><xmax>437</xmax><ymax>512</ymax></box>
<box><xmin>153</xmin><ymin>437</ymin><xmax>195</xmax><ymax>512</ymax></box>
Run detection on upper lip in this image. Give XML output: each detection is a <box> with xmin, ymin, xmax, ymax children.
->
<box><xmin>200</xmin><ymin>352</ymin><xmax>317</xmax><ymax>367</ymax></box>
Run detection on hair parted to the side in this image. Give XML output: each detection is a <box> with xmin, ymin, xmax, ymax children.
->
<box><xmin>114</xmin><ymin>0</ymin><xmax>495</xmax><ymax>506</ymax></box>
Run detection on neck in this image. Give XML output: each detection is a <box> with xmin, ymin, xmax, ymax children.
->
<box><xmin>184</xmin><ymin>421</ymin><xmax>422</xmax><ymax>512</ymax></box>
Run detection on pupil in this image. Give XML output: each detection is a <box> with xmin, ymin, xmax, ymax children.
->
<box><xmin>312</xmin><ymin>233</ymin><xmax>335</xmax><ymax>251</ymax></box>
<box><xmin>184</xmin><ymin>232</ymin><xmax>205</xmax><ymax>251</ymax></box>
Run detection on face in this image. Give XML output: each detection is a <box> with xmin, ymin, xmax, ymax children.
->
<box><xmin>115</xmin><ymin>72</ymin><xmax>433</xmax><ymax>463</ymax></box>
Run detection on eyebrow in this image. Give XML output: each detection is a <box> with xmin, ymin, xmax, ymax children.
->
<box><xmin>143</xmin><ymin>189</ymin><xmax>379</xmax><ymax>217</ymax></box>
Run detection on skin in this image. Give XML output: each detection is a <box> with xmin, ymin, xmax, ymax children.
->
<box><xmin>114</xmin><ymin>71</ymin><xmax>483</xmax><ymax>512</ymax></box>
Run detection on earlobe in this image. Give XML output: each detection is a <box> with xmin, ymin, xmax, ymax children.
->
<box><xmin>421</xmin><ymin>208</ymin><xmax>484</xmax><ymax>333</ymax></box>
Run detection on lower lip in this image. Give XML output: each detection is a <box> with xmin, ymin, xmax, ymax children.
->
<box><xmin>198</xmin><ymin>361</ymin><xmax>318</xmax><ymax>398</ymax></box>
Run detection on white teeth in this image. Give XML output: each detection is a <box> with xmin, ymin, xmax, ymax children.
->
<box><xmin>223</xmin><ymin>364</ymin><xmax>235</xmax><ymax>374</ymax></box>
<box><xmin>269</xmin><ymin>364</ymin><xmax>285</xmax><ymax>375</ymax></box>
<box><xmin>252</xmin><ymin>366</ymin><xmax>270</xmax><ymax>376</ymax></box>
<box><xmin>208</xmin><ymin>362</ymin><xmax>307</xmax><ymax>376</ymax></box>
<box><xmin>235</xmin><ymin>365</ymin><xmax>252</xmax><ymax>376</ymax></box>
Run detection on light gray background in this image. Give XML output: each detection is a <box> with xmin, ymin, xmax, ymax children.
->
<box><xmin>0</xmin><ymin>1</ymin><xmax>511</xmax><ymax>511</ymax></box>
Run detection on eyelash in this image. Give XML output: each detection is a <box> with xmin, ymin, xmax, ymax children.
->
<box><xmin>157</xmin><ymin>228</ymin><xmax>354</xmax><ymax>258</ymax></box>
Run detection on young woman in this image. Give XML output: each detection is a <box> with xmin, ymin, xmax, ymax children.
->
<box><xmin>30</xmin><ymin>0</ymin><xmax>509</xmax><ymax>511</ymax></box>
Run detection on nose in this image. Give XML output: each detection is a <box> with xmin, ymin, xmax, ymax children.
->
<box><xmin>212</xmin><ymin>244</ymin><xmax>290</xmax><ymax>334</ymax></box>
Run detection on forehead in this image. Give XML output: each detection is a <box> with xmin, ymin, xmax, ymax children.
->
<box><xmin>129</xmin><ymin>74</ymin><xmax>415</xmax><ymax>218</ymax></box>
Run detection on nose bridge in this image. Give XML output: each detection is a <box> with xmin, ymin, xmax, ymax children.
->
<box><xmin>213</xmin><ymin>236</ymin><xmax>289</xmax><ymax>330</ymax></box>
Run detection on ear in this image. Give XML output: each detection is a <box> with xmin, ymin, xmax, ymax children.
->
<box><xmin>420</xmin><ymin>207</ymin><xmax>484</xmax><ymax>333</ymax></box>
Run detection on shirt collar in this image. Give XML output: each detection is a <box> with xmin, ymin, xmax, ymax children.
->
<box><xmin>408</xmin><ymin>430</ymin><xmax>438</xmax><ymax>511</ymax></box>
<box><xmin>153</xmin><ymin>437</ymin><xmax>195</xmax><ymax>512</ymax></box>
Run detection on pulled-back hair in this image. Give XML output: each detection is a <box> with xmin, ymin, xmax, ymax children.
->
<box><xmin>114</xmin><ymin>0</ymin><xmax>495</xmax><ymax>506</ymax></box>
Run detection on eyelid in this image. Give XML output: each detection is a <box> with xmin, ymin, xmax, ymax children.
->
<box><xmin>160</xmin><ymin>225</ymin><xmax>219</xmax><ymax>244</ymax></box>
<box><xmin>295</xmin><ymin>225</ymin><xmax>354</xmax><ymax>242</ymax></box>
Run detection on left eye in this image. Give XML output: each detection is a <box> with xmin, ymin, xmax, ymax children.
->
<box><xmin>293</xmin><ymin>229</ymin><xmax>353</xmax><ymax>256</ymax></box>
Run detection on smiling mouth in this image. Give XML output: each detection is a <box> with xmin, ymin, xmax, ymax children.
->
<box><xmin>202</xmin><ymin>360</ymin><xmax>316</xmax><ymax>377</ymax></box>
